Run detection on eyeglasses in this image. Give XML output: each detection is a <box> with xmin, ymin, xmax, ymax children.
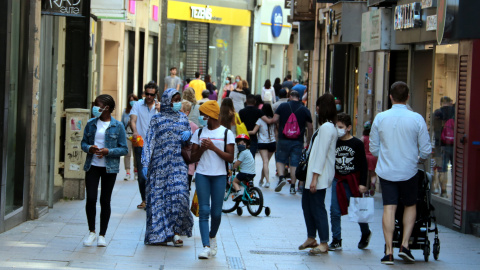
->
<box><xmin>145</xmin><ymin>93</ymin><xmax>156</xmax><ymax>97</ymax></box>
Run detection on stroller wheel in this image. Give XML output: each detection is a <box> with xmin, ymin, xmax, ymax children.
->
<box><xmin>423</xmin><ymin>245</ymin><xmax>430</xmax><ymax>262</ymax></box>
<box><xmin>433</xmin><ymin>240</ymin><xmax>440</xmax><ymax>260</ymax></box>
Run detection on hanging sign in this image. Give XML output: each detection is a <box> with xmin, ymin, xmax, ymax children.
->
<box><xmin>394</xmin><ymin>2</ymin><xmax>422</xmax><ymax>30</ymax></box>
<box><xmin>271</xmin><ymin>5</ymin><xmax>283</xmax><ymax>38</ymax></box>
<box><xmin>41</xmin><ymin>0</ymin><xmax>85</xmax><ymax>17</ymax></box>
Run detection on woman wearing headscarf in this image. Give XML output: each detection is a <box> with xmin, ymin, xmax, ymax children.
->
<box><xmin>142</xmin><ymin>88</ymin><xmax>193</xmax><ymax>246</ymax></box>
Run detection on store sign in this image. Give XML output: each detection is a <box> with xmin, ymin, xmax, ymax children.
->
<box><xmin>426</xmin><ymin>15</ymin><xmax>437</xmax><ymax>31</ymax></box>
<box><xmin>41</xmin><ymin>0</ymin><xmax>84</xmax><ymax>17</ymax></box>
<box><xmin>421</xmin><ymin>0</ymin><xmax>436</xmax><ymax>9</ymax></box>
<box><xmin>326</xmin><ymin>9</ymin><xmax>339</xmax><ymax>40</ymax></box>
<box><xmin>394</xmin><ymin>2</ymin><xmax>422</xmax><ymax>30</ymax></box>
<box><xmin>285</xmin><ymin>0</ymin><xmax>292</xmax><ymax>9</ymax></box>
<box><xmin>271</xmin><ymin>5</ymin><xmax>283</xmax><ymax>38</ymax></box>
<box><xmin>191</xmin><ymin>5</ymin><xmax>213</xmax><ymax>20</ymax></box>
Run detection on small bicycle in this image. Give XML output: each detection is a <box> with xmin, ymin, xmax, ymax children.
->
<box><xmin>222</xmin><ymin>171</ymin><xmax>270</xmax><ymax>216</ymax></box>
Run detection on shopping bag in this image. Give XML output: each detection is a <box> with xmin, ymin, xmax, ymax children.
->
<box><xmin>235</xmin><ymin>113</ymin><xmax>248</xmax><ymax>136</ymax></box>
<box><xmin>348</xmin><ymin>197</ymin><xmax>374</xmax><ymax>223</ymax></box>
<box><xmin>190</xmin><ymin>191</ymin><xmax>199</xmax><ymax>217</ymax></box>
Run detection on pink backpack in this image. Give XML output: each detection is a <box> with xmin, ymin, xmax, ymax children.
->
<box><xmin>283</xmin><ymin>104</ymin><xmax>302</xmax><ymax>139</ymax></box>
<box><xmin>441</xmin><ymin>118</ymin><xmax>455</xmax><ymax>145</ymax></box>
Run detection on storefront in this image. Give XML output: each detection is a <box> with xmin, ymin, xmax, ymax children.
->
<box><xmin>252</xmin><ymin>0</ymin><xmax>291</xmax><ymax>95</ymax></box>
<box><xmin>163</xmin><ymin>0</ymin><xmax>252</xmax><ymax>93</ymax></box>
<box><xmin>325</xmin><ymin>1</ymin><xmax>367</xmax><ymax>132</ymax></box>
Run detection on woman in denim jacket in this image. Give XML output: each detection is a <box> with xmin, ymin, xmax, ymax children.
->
<box><xmin>81</xmin><ymin>94</ymin><xmax>128</xmax><ymax>247</ymax></box>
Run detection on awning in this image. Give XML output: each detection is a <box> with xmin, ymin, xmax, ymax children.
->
<box><xmin>91</xmin><ymin>0</ymin><xmax>127</xmax><ymax>21</ymax></box>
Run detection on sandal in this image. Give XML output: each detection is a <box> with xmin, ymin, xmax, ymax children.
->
<box><xmin>137</xmin><ymin>201</ymin><xmax>146</xmax><ymax>209</ymax></box>
<box><xmin>173</xmin><ymin>235</ymin><xmax>183</xmax><ymax>247</ymax></box>
<box><xmin>309</xmin><ymin>244</ymin><xmax>328</xmax><ymax>254</ymax></box>
<box><xmin>298</xmin><ymin>240</ymin><xmax>318</xmax><ymax>250</ymax></box>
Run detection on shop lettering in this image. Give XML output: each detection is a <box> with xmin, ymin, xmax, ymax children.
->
<box><xmin>274</xmin><ymin>13</ymin><xmax>283</xmax><ymax>25</ymax></box>
<box><xmin>41</xmin><ymin>0</ymin><xmax>83</xmax><ymax>16</ymax></box>
<box><xmin>191</xmin><ymin>5</ymin><xmax>213</xmax><ymax>20</ymax></box>
<box><xmin>394</xmin><ymin>2</ymin><xmax>422</xmax><ymax>30</ymax></box>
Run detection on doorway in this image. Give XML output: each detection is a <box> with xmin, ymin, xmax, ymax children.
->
<box><xmin>255</xmin><ymin>44</ymin><xmax>272</xmax><ymax>95</ymax></box>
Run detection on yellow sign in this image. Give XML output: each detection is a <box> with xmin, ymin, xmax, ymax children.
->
<box><xmin>167</xmin><ymin>1</ymin><xmax>251</xmax><ymax>27</ymax></box>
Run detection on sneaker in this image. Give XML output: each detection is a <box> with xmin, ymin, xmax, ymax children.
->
<box><xmin>97</xmin><ymin>236</ymin><xmax>107</xmax><ymax>247</ymax></box>
<box><xmin>290</xmin><ymin>184</ymin><xmax>296</xmax><ymax>194</ymax></box>
<box><xmin>210</xmin><ymin>238</ymin><xmax>217</xmax><ymax>256</ymax></box>
<box><xmin>134</xmin><ymin>173</ymin><xmax>138</xmax><ymax>180</ymax></box>
<box><xmin>275</xmin><ymin>177</ymin><xmax>287</xmax><ymax>192</ymax></box>
<box><xmin>398</xmin><ymin>246</ymin><xmax>415</xmax><ymax>263</ymax></box>
<box><xmin>259</xmin><ymin>179</ymin><xmax>265</xmax><ymax>187</ymax></box>
<box><xmin>381</xmin><ymin>254</ymin><xmax>394</xmax><ymax>265</ymax></box>
<box><xmin>264</xmin><ymin>182</ymin><xmax>270</xmax><ymax>188</ymax></box>
<box><xmin>198</xmin><ymin>247</ymin><xmax>212</xmax><ymax>259</ymax></box>
<box><xmin>124</xmin><ymin>173</ymin><xmax>131</xmax><ymax>181</ymax></box>
<box><xmin>358</xmin><ymin>230</ymin><xmax>372</xmax><ymax>249</ymax></box>
<box><xmin>233</xmin><ymin>191</ymin><xmax>242</xmax><ymax>201</ymax></box>
<box><xmin>328</xmin><ymin>239</ymin><xmax>342</xmax><ymax>251</ymax></box>
<box><xmin>83</xmin><ymin>232</ymin><xmax>96</xmax><ymax>247</ymax></box>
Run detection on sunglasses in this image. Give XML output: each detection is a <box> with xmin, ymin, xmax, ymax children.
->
<box><xmin>145</xmin><ymin>93</ymin><xmax>156</xmax><ymax>97</ymax></box>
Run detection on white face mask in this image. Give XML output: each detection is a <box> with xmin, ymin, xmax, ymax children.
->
<box><xmin>337</xmin><ymin>127</ymin><xmax>346</xmax><ymax>138</ymax></box>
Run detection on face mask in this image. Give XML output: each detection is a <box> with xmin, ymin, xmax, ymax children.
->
<box><xmin>337</xmin><ymin>127</ymin><xmax>346</xmax><ymax>138</ymax></box>
<box><xmin>172</xmin><ymin>101</ymin><xmax>182</xmax><ymax>112</ymax></box>
<box><xmin>129</xmin><ymin>101</ymin><xmax>136</xmax><ymax>107</ymax></box>
<box><xmin>235</xmin><ymin>79</ymin><xmax>240</xmax><ymax>82</ymax></box>
<box><xmin>225</xmin><ymin>79</ymin><xmax>230</xmax><ymax>84</ymax></box>
<box><xmin>237</xmin><ymin>144</ymin><xmax>247</xmax><ymax>152</ymax></box>
<box><xmin>92</xmin><ymin>106</ymin><xmax>104</xmax><ymax>118</ymax></box>
<box><xmin>198</xmin><ymin>116</ymin><xmax>208</xmax><ymax>126</ymax></box>
<box><xmin>336</xmin><ymin>104</ymin><xmax>342</xmax><ymax>111</ymax></box>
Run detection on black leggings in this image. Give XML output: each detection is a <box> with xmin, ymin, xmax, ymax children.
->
<box><xmin>85</xmin><ymin>166</ymin><xmax>117</xmax><ymax>236</ymax></box>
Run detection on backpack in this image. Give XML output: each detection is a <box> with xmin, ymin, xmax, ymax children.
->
<box><xmin>441</xmin><ymin>118</ymin><xmax>455</xmax><ymax>145</ymax></box>
<box><xmin>282</xmin><ymin>103</ymin><xmax>302</xmax><ymax>139</ymax></box>
<box><xmin>263</xmin><ymin>90</ymin><xmax>273</xmax><ymax>103</ymax></box>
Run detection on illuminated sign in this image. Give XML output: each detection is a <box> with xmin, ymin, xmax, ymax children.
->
<box><xmin>394</xmin><ymin>2</ymin><xmax>422</xmax><ymax>30</ymax></box>
<box><xmin>41</xmin><ymin>0</ymin><xmax>84</xmax><ymax>17</ymax></box>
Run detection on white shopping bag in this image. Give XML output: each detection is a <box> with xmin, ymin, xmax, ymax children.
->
<box><xmin>348</xmin><ymin>197</ymin><xmax>375</xmax><ymax>223</ymax></box>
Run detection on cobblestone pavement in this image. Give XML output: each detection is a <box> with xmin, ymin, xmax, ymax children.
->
<box><xmin>1</xmin><ymin>156</ymin><xmax>479</xmax><ymax>269</ymax></box>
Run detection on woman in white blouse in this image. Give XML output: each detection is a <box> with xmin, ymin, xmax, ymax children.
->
<box><xmin>261</xmin><ymin>79</ymin><xmax>276</xmax><ymax>105</ymax></box>
<box><xmin>299</xmin><ymin>93</ymin><xmax>338</xmax><ymax>254</ymax></box>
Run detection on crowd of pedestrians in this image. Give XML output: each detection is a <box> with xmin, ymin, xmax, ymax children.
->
<box><xmin>80</xmin><ymin>71</ymin><xmax>431</xmax><ymax>265</ymax></box>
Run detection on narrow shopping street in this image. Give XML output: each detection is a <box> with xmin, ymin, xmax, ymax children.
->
<box><xmin>1</xmin><ymin>156</ymin><xmax>479</xmax><ymax>270</ymax></box>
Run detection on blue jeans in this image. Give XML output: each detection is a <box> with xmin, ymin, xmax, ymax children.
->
<box><xmin>134</xmin><ymin>147</ymin><xmax>146</xmax><ymax>201</ymax></box>
<box><xmin>330</xmin><ymin>179</ymin><xmax>369</xmax><ymax>240</ymax></box>
<box><xmin>195</xmin><ymin>173</ymin><xmax>226</xmax><ymax>247</ymax></box>
<box><xmin>302</xmin><ymin>188</ymin><xmax>329</xmax><ymax>243</ymax></box>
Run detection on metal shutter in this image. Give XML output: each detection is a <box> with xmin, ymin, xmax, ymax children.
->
<box><xmin>185</xmin><ymin>22</ymin><xmax>208</xmax><ymax>80</ymax></box>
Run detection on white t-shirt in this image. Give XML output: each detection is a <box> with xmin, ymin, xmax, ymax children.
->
<box><xmin>255</xmin><ymin>118</ymin><xmax>276</xmax><ymax>144</ymax></box>
<box><xmin>191</xmin><ymin>126</ymin><xmax>235</xmax><ymax>176</ymax></box>
<box><xmin>91</xmin><ymin>119</ymin><xmax>110</xmax><ymax>167</ymax></box>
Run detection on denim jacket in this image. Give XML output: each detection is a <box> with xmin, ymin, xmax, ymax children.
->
<box><xmin>81</xmin><ymin>117</ymin><xmax>128</xmax><ymax>173</ymax></box>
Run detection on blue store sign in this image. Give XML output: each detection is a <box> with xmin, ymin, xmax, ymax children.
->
<box><xmin>271</xmin><ymin>5</ymin><xmax>283</xmax><ymax>38</ymax></box>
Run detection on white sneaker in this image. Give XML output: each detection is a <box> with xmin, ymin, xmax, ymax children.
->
<box><xmin>259</xmin><ymin>179</ymin><xmax>265</xmax><ymax>187</ymax></box>
<box><xmin>264</xmin><ymin>182</ymin><xmax>270</xmax><ymax>188</ymax></box>
<box><xmin>83</xmin><ymin>232</ymin><xmax>96</xmax><ymax>246</ymax></box>
<box><xmin>233</xmin><ymin>191</ymin><xmax>242</xmax><ymax>201</ymax></box>
<box><xmin>97</xmin><ymin>236</ymin><xmax>107</xmax><ymax>247</ymax></box>
<box><xmin>198</xmin><ymin>247</ymin><xmax>212</xmax><ymax>259</ymax></box>
<box><xmin>210</xmin><ymin>238</ymin><xmax>217</xmax><ymax>256</ymax></box>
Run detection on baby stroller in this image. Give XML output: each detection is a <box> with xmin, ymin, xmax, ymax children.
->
<box><xmin>392</xmin><ymin>165</ymin><xmax>440</xmax><ymax>262</ymax></box>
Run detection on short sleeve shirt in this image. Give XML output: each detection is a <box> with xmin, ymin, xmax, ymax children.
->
<box><xmin>165</xmin><ymin>76</ymin><xmax>182</xmax><ymax>90</ymax></box>
<box><xmin>237</xmin><ymin>150</ymin><xmax>256</xmax><ymax>175</ymax></box>
<box><xmin>256</xmin><ymin>118</ymin><xmax>275</xmax><ymax>144</ymax></box>
<box><xmin>275</xmin><ymin>101</ymin><xmax>312</xmax><ymax>142</ymax></box>
<box><xmin>191</xmin><ymin>126</ymin><xmax>235</xmax><ymax>176</ymax></box>
<box><xmin>130</xmin><ymin>99</ymin><xmax>158</xmax><ymax>139</ymax></box>
<box><xmin>238</xmin><ymin>106</ymin><xmax>264</xmax><ymax>142</ymax></box>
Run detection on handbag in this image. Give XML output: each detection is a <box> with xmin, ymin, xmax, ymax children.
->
<box><xmin>348</xmin><ymin>196</ymin><xmax>375</xmax><ymax>223</ymax></box>
<box><xmin>235</xmin><ymin>113</ymin><xmax>248</xmax><ymax>136</ymax></box>
<box><xmin>190</xmin><ymin>191</ymin><xmax>199</xmax><ymax>217</ymax></box>
<box><xmin>295</xmin><ymin>130</ymin><xmax>319</xmax><ymax>182</ymax></box>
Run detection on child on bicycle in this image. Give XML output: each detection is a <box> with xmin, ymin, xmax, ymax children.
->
<box><xmin>232</xmin><ymin>134</ymin><xmax>256</xmax><ymax>201</ymax></box>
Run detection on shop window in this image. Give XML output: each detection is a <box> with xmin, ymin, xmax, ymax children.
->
<box><xmin>431</xmin><ymin>44</ymin><xmax>458</xmax><ymax>202</ymax></box>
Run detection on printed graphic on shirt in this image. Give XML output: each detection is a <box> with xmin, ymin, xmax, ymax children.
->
<box><xmin>335</xmin><ymin>145</ymin><xmax>355</xmax><ymax>174</ymax></box>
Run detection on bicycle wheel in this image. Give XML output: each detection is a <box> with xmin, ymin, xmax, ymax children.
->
<box><xmin>246</xmin><ymin>187</ymin><xmax>264</xmax><ymax>216</ymax></box>
<box><xmin>222</xmin><ymin>185</ymin><xmax>240</xmax><ymax>213</ymax></box>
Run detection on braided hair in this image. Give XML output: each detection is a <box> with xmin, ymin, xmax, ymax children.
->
<box><xmin>96</xmin><ymin>94</ymin><xmax>116</xmax><ymax>113</ymax></box>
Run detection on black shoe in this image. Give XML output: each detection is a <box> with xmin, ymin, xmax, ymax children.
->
<box><xmin>398</xmin><ymin>246</ymin><xmax>415</xmax><ymax>263</ymax></box>
<box><xmin>290</xmin><ymin>184</ymin><xmax>296</xmax><ymax>194</ymax></box>
<box><xmin>275</xmin><ymin>177</ymin><xmax>287</xmax><ymax>192</ymax></box>
<box><xmin>358</xmin><ymin>230</ymin><xmax>372</xmax><ymax>249</ymax></box>
<box><xmin>328</xmin><ymin>239</ymin><xmax>342</xmax><ymax>251</ymax></box>
<box><xmin>381</xmin><ymin>254</ymin><xmax>394</xmax><ymax>265</ymax></box>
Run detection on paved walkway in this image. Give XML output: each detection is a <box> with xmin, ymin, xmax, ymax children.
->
<box><xmin>1</xmin><ymin>156</ymin><xmax>480</xmax><ymax>269</ymax></box>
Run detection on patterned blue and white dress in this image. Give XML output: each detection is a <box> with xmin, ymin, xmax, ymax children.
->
<box><xmin>142</xmin><ymin>88</ymin><xmax>193</xmax><ymax>244</ymax></box>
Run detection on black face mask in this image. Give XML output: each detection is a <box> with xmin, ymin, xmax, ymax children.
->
<box><xmin>237</xmin><ymin>144</ymin><xmax>247</xmax><ymax>152</ymax></box>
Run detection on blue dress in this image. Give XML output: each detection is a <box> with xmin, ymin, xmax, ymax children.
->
<box><xmin>142</xmin><ymin>88</ymin><xmax>193</xmax><ymax>244</ymax></box>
